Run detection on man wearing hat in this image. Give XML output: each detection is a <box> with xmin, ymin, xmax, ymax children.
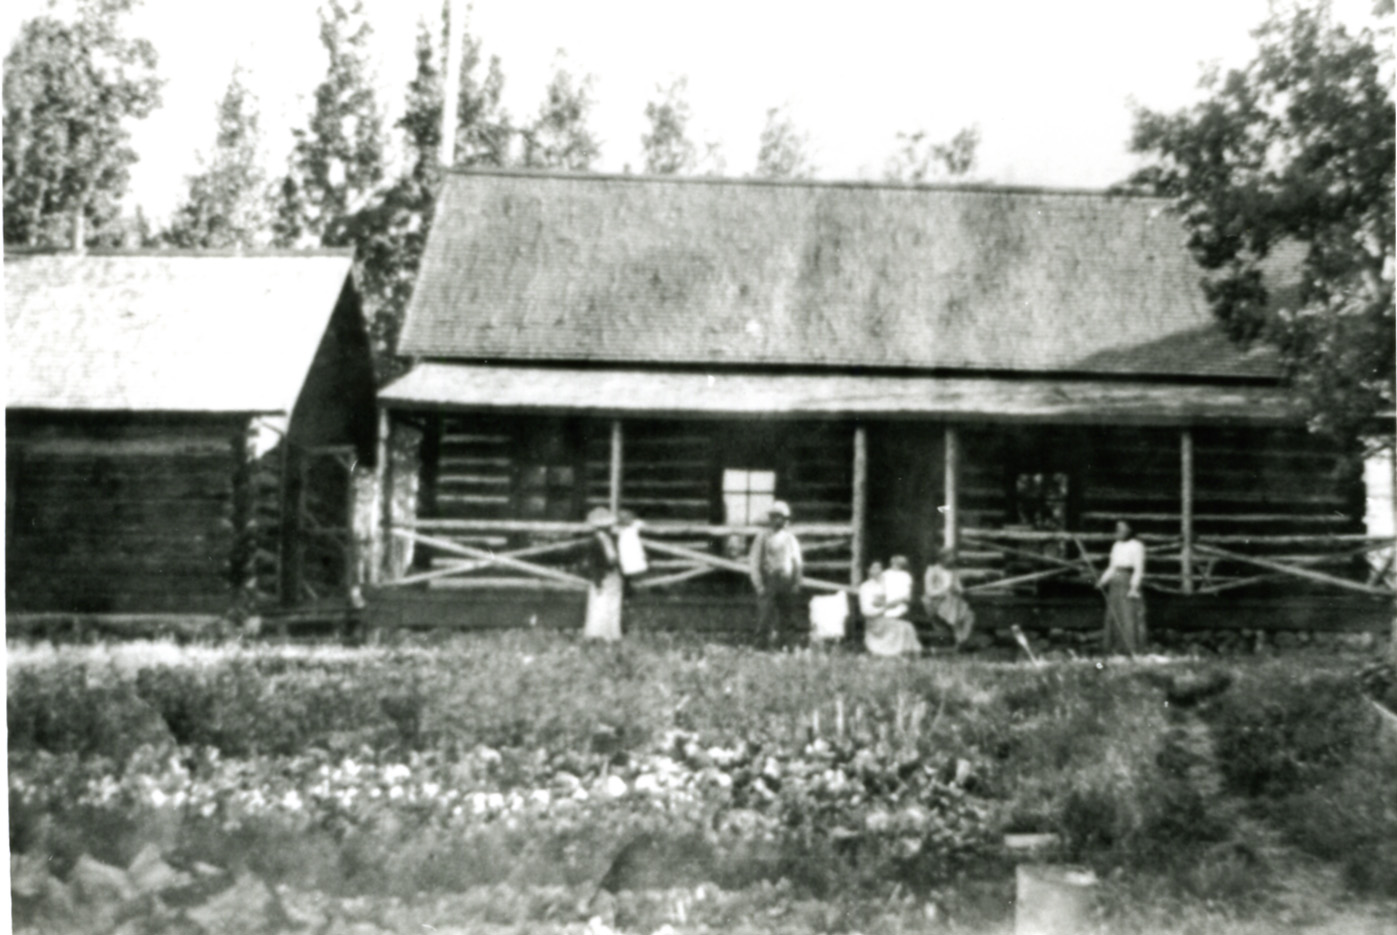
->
<box><xmin>749</xmin><ymin>501</ymin><xmax>804</xmax><ymax>647</ymax></box>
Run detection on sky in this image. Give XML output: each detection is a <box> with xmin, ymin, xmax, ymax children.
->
<box><xmin>1</xmin><ymin>0</ymin><xmax>1386</xmax><ymax>227</ymax></box>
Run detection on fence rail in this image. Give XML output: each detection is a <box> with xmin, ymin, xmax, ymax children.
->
<box><xmin>383</xmin><ymin>520</ymin><xmax>856</xmax><ymax>593</ymax></box>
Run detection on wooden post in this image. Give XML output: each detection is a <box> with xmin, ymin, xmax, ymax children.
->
<box><xmin>944</xmin><ymin>425</ymin><xmax>960</xmax><ymax>552</ymax></box>
<box><xmin>1181</xmin><ymin>428</ymin><xmax>1195</xmax><ymax>595</ymax></box>
<box><xmin>852</xmin><ymin>423</ymin><xmax>868</xmax><ymax>586</ymax></box>
<box><xmin>279</xmin><ymin>445</ymin><xmax>305</xmax><ymax>609</ymax></box>
<box><xmin>609</xmin><ymin>419</ymin><xmax>623</xmax><ymax>515</ymax></box>
<box><xmin>372</xmin><ymin>408</ymin><xmax>391</xmax><ymax>586</ymax></box>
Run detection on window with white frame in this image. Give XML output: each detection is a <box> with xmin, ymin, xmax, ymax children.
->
<box><xmin>723</xmin><ymin>468</ymin><xmax>777</xmax><ymax>526</ymax></box>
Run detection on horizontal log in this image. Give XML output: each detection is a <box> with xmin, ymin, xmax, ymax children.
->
<box><xmin>428</xmin><ymin>577</ymin><xmax>585</xmax><ymax>592</ymax></box>
<box><xmin>437</xmin><ymin>493</ymin><xmax>512</xmax><ymax>506</ymax></box>
<box><xmin>1083</xmin><ymin>510</ymin><xmax>1356</xmax><ymax>525</ymax></box>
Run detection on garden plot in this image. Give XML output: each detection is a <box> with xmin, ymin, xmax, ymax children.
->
<box><xmin>8</xmin><ymin>634</ymin><xmax>1395</xmax><ymax>934</ymax></box>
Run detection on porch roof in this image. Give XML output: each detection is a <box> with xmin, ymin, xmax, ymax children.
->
<box><xmin>380</xmin><ymin>362</ymin><xmax>1300</xmax><ymax>425</ymax></box>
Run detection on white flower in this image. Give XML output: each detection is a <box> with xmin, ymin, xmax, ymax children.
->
<box><xmin>422</xmin><ymin>782</ymin><xmax>441</xmax><ymax>800</ymax></box>
<box><xmin>281</xmin><ymin>790</ymin><xmax>304</xmax><ymax>811</ymax></box>
<box><xmin>602</xmin><ymin>775</ymin><xmax>628</xmax><ymax>798</ymax></box>
<box><xmin>634</xmin><ymin>774</ymin><xmax>661</xmax><ymax>794</ymax></box>
<box><xmin>388</xmin><ymin>785</ymin><xmax>404</xmax><ymax>801</ymax></box>
<box><xmin>149</xmin><ymin>788</ymin><xmax>168</xmax><ymax>808</ymax></box>
<box><xmin>530</xmin><ymin>789</ymin><xmax>552</xmax><ymax>807</ymax></box>
<box><xmin>383</xmin><ymin>764</ymin><xmax>411</xmax><ymax>784</ymax></box>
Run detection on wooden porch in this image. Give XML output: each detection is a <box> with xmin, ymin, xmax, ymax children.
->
<box><xmin>365</xmin><ymin>407</ymin><xmax>1393</xmax><ymax>636</ymax></box>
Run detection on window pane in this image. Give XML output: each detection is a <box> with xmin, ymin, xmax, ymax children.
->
<box><xmin>548</xmin><ymin>466</ymin><xmax>575</xmax><ymax>487</ymax></box>
<box><xmin>519</xmin><ymin>465</ymin><xmax>547</xmax><ymax>489</ymax></box>
<box><xmin>521</xmin><ymin>493</ymin><xmax>548</xmax><ymax>518</ymax></box>
<box><xmin>749</xmin><ymin>471</ymin><xmax>776</xmax><ymax>494</ymax></box>
<box><xmin>749</xmin><ymin>492</ymin><xmax>776</xmax><ymax>520</ymax></box>
<box><xmin>724</xmin><ymin>493</ymin><xmax>749</xmax><ymax>526</ymax></box>
<box><xmin>722</xmin><ymin>469</ymin><xmax>746</xmax><ymax>494</ymax></box>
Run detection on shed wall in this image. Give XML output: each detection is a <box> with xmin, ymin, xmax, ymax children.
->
<box><xmin>6</xmin><ymin>412</ymin><xmax>249</xmax><ymax>614</ymax></box>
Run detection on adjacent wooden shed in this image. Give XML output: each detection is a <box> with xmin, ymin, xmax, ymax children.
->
<box><xmin>5</xmin><ymin>250</ymin><xmax>376</xmax><ymax>627</ymax></box>
<box><xmin>370</xmin><ymin>170</ymin><xmax>1391</xmax><ymax>638</ymax></box>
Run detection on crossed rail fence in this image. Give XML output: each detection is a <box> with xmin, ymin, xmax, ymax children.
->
<box><xmin>379</xmin><ymin>520</ymin><xmax>1395</xmax><ymax>600</ymax></box>
<box><xmin>383</xmin><ymin>520</ymin><xmax>857</xmax><ymax>594</ymax></box>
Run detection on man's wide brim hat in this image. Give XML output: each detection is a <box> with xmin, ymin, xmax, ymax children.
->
<box><xmin>768</xmin><ymin>501</ymin><xmax>791</xmax><ymax>519</ymax></box>
<box><xmin>587</xmin><ymin>506</ymin><xmax>615</xmax><ymax>528</ymax></box>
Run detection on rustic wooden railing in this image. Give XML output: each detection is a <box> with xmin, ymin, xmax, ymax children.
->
<box><xmin>382</xmin><ymin>519</ymin><xmax>856</xmax><ymax>593</ymax></box>
<box><xmin>961</xmin><ymin>527</ymin><xmax>1395</xmax><ymax>598</ymax></box>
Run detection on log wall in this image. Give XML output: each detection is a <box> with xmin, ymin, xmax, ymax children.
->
<box><xmin>7</xmin><ymin>413</ymin><xmax>250</xmax><ymax>614</ymax></box>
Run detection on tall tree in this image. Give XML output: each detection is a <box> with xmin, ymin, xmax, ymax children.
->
<box><xmin>3</xmin><ymin>0</ymin><xmax>162</xmax><ymax>248</ymax></box>
<box><xmin>884</xmin><ymin>125</ymin><xmax>981</xmax><ymax>183</ymax></box>
<box><xmin>273</xmin><ymin>0</ymin><xmax>386</xmax><ymax>247</ymax></box>
<box><xmin>351</xmin><ymin>7</ymin><xmax>509</xmax><ymax>381</ymax></box>
<box><xmin>521</xmin><ymin>51</ymin><xmax>600</xmax><ymax>170</ymax></box>
<box><xmin>1123</xmin><ymin>3</ymin><xmax>1393</xmax><ymax>448</ymax></box>
<box><xmin>641</xmin><ymin>76</ymin><xmax>697</xmax><ymax>175</ymax></box>
<box><xmin>754</xmin><ymin>104</ymin><xmax>815</xmax><ymax>179</ymax></box>
<box><xmin>163</xmin><ymin>66</ymin><xmax>268</xmax><ymax>248</ymax></box>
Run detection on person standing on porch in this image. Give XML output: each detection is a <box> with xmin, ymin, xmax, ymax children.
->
<box><xmin>1098</xmin><ymin>520</ymin><xmax>1146</xmax><ymax>655</ymax></box>
<box><xmin>584</xmin><ymin>507</ymin><xmax>623</xmax><ymax>641</ymax></box>
<box><xmin>749</xmin><ymin>501</ymin><xmax>804</xmax><ymax>647</ymax></box>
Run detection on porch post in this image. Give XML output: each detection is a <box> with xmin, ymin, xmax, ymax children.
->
<box><xmin>851</xmin><ymin>423</ymin><xmax>868</xmax><ymax>585</ymax></box>
<box><xmin>609</xmin><ymin>419</ymin><xmax>623</xmax><ymax>515</ymax></box>
<box><xmin>1181</xmin><ymin>428</ymin><xmax>1195</xmax><ymax>595</ymax></box>
<box><xmin>372</xmin><ymin>407</ymin><xmax>392</xmax><ymax>585</ymax></box>
<box><xmin>943</xmin><ymin>425</ymin><xmax>960</xmax><ymax>552</ymax></box>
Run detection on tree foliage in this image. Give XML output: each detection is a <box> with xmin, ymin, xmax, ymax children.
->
<box><xmin>521</xmin><ymin>52</ymin><xmax>601</xmax><ymax>171</ymax></box>
<box><xmin>350</xmin><ymin>6</ymin><xmax>509</xmax><ymax>382</ymax></box>
<box><xmin>163</xmin><ymin>66</ymin><xmax>267</xmax><ymax>249</ymax></box>
<box><xmin>754</xmin><ymin>104</ymin><xmax>815</xmax><ymax>180</ymax></box>
<box><xmin>273</xmin><ymin>0</ymin><xmax>386</xmax><ymax>247</ymax></box>
<box><xmin>1124</xmin><ymin>3</ymin><xmax>1394</xmax><ymax>444</ymax></box>
<box><xmin>884</xmin><ymin>125</ymin><xmax>980</xmax><ymax>183</ymax></box>
<box><xmin>3</xmin><ymin>0</ymin><xmax>161</xmax><ymax>248</ymax></box>
<box><xmin>641</xmin><ymin>76</ymin><xmax>697</xmax><ymax>175</ymax></box>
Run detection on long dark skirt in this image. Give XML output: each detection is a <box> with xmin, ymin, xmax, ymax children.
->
<box><xmin>1104</xmin><ymin>571</ymin><xmax>1146</xmax><ymax>655</ymax></box>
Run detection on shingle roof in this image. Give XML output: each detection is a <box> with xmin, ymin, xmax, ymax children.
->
<box><xmin>399</xmin><ymin>171</ymin><xmax>1283</xmax><ymax>379</ymax></box>
<box><xmin>381</xmin><ymin>362</ymin><xmax>1297</xmax><ymax>425</ymax></box>
<box><xmin>6</xmin><ymin>251</ymin><xmax>355</xmax><ymax>412</ymax></box>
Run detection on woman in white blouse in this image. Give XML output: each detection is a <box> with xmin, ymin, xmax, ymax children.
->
<box><xmin>1098</xmin><ymin>520</ymin><xmax>1146</xmax><ymax>654</ymax></box>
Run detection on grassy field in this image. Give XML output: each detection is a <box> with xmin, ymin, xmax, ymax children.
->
<box><xmin>8</xmin><ymin>632</ymin><xmax>1397</xmax><ymax>934</ymax></box>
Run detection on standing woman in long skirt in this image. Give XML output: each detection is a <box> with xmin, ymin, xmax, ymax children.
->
<box><xmin>1098</xmin><ymin>520</ymin><xmax>1146</xmax><ymax>655</ymax></box>
<box><xmin>584</xmin><ymin>507</ymin><xmax>623</xmax><ymax>641</ymax></box>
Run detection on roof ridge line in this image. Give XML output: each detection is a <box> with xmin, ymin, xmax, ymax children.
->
<box><xmin>441</xmin><ymin>166</ymin><xmax>1168</xmax><ymax>201</ymax></box>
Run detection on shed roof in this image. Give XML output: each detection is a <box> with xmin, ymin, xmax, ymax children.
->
<box><xmin>6</xmin><ymin>251</ymin><xmax>356</xmax><ymax>413</ymax></box>
<box><xmin>400</xmin><ymin>171</ymin><xmax>1283</xmax><ymax>379</ymax></box>
<box><xmin>380</xmin><ymin>363</ymin><xmax>1299</xmax><ymax>426</ymax></box>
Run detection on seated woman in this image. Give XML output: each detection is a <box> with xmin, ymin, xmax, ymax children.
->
<box><xmin>923</xmin><ymin>549</ymin><xmax>975</xmax><ymax>647</ymax></box>
<box><xmin>861</xmin><ymin>560</ymin><xmax>923</xmax><ymax>657</ymax></box>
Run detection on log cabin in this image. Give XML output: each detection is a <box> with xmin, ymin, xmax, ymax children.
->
<box><xmin>5</xmin><ymin>250</ymin><xmax>376</xmax><ymax>632</ymax></box>
<box><xmin>369</xmin><ymin>170</ymin><xmax>1392</xmax><ymax>641</ymax></box>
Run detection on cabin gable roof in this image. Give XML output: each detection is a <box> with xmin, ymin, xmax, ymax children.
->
<box><xmin>400</xmin><ymin>171</ymin><xmax>1282</xmax><ymax>380</ymax></box>
<box><xmin>5</xmin><ymin>251</ymin><xmax>358</xmax><ymax>414</ymax></box>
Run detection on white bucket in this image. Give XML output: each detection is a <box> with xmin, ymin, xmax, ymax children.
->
<box><xmin>1015</xmin><ymin>863</ymin><xmax>1098</xmax><ymax>935</ymax></box>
